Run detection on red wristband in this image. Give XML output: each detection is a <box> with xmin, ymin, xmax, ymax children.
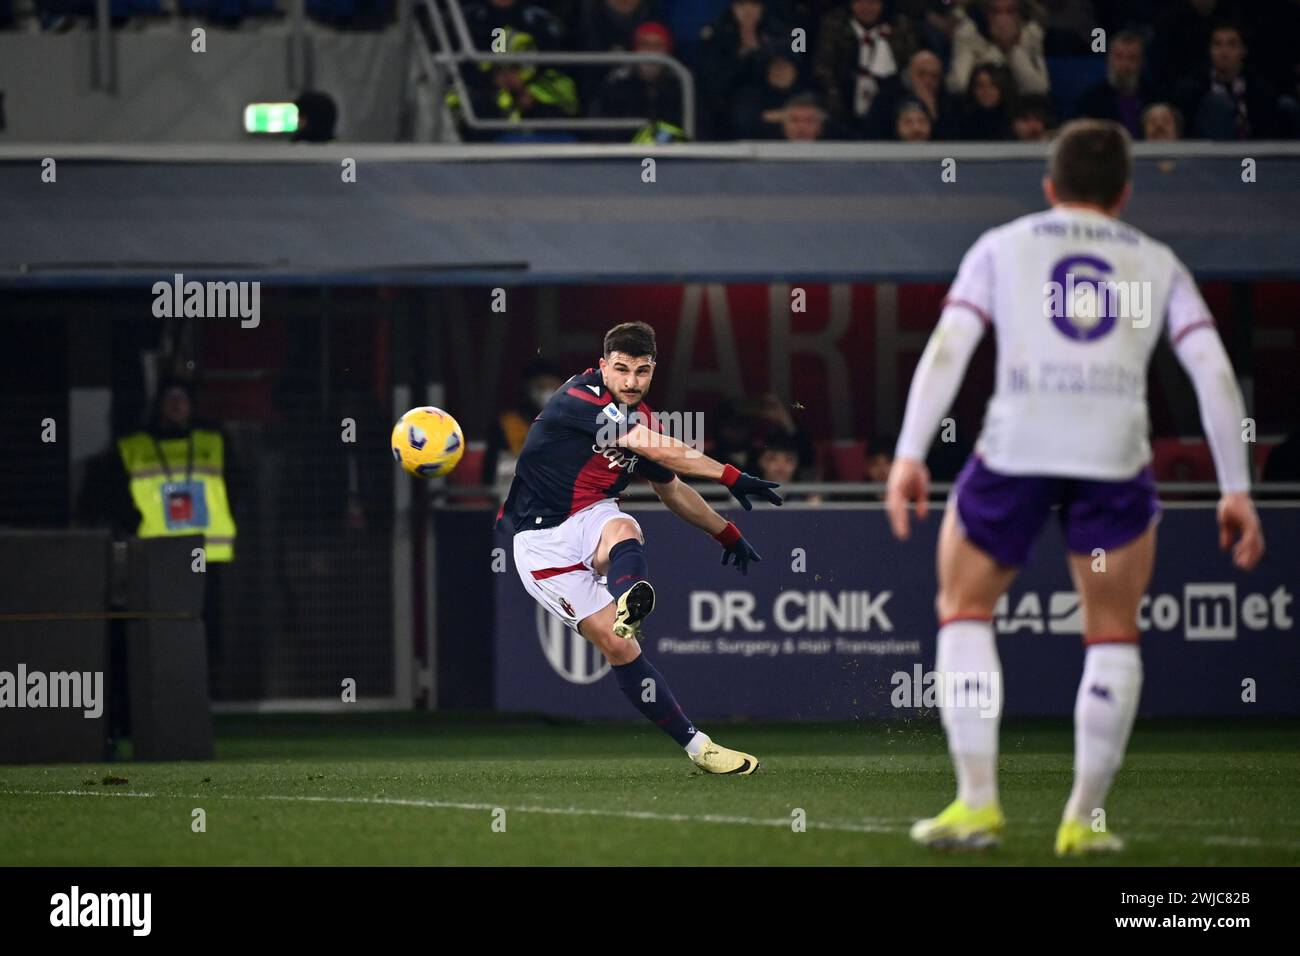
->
<box><xmin>720</xmin><ymin>464</ymin><xmax>742</xmax><ymax>488</ymax></box>
<box><xmin>713</xmin><ymin>521</ymin><xmax>742</xmax><ymax>548</ymax></box>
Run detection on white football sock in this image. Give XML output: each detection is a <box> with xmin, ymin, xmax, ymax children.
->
<box><xmin>1064</xmin><ymin>642</ymin><xmax>1143</xmax><ymax>825</ymax></box>
<box><xmin>684</xmin><ymin>731</ymin><xmax>709</xmax><ymax>757</ymax></box>
<box><xmin>935</xmin><ymin>619</ymin><xmax>1003</xmax><ymax>809</ymax></box>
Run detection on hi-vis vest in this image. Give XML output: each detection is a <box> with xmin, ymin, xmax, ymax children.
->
<box><xmin>118</xmin><ymin>429</ymin><xmax>236</xmax><ymax>562</ymax></box>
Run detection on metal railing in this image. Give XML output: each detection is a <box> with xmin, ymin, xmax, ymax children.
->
<box><xmin>415</xmin><ymin>0</ymin><xmax>696</xmax><ymax>141</ymax></box>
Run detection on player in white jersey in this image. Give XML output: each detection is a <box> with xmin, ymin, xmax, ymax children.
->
<box><xmin>885</xmin><ymin>120</ymin><xmax>1266</xmax><ymax>855</ymax></box>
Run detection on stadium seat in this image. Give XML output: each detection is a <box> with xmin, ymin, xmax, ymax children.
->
<box><xmin>448</xmin><ymin>441</ymin><xmax>492</xmax><ymax>506</ymax></box>
<box><xmin>818</xmin><ymin>440</ymin><xmax>867</xmax><ymax>482</ymax></box>
<box><xmin>1254</xmin><ymin>441</ymin><xmax>1278</xmax><ymax>479</ymax></box>
<box><xmin>1150</xmin><ymin>437</ymin><xmax>1215</xmax><ymax>482</ymax></box>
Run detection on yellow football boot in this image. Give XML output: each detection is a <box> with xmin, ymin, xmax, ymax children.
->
<box><xmin>688</xmin><ymin>736</ymin><xmax>759</xmax><ymax>775</ymax></box>
<box><xmin>1054</xmin><ymin>818</ymin><xmax>1125</xmax><ymax>857</ymax></box>
<box><xmin>612</xmin><ymin>581</ymin><xmax>655</xmax><ymax>641</ymax></box>
<box><xmin>910</xmin><ymin>798</ymin><xmax>1006</xmax><ymax>849</ymax></box>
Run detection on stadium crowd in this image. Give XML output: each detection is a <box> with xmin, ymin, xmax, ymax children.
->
<box><xmin>7</xmin><ymin>0</ymin><xmax>1299</xmax><ymax>142</ymax></box>
<box><xmin>441</xmin><ymin>0</ymin><xmax>1300</xmax><ymax>142</ymax></box>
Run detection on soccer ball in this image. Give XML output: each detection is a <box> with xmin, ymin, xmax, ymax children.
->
<box><xmin>391</xmin><ymin>406</ymin><xmax>465</xmax><ymax>479</ymax></box>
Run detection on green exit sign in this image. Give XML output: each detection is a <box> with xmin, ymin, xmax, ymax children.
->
<box><xmin>243</xmin><ymin>103</ymin><xmax>299</xmax><ymax>135</ymax></box>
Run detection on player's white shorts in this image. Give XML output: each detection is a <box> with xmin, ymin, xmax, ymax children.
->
<box><xmin>512</xmin><ymin>499</ymin><xmax>641</xmax><ymax>632</ymax></box>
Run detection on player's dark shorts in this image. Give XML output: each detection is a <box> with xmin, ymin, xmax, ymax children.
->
<box><xmin>952</xmin><ymin>455</ymin><xmax>1160</xmax><ymax>567</ymax></box>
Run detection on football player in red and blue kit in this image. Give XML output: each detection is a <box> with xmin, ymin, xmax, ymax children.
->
<box><xmin>500</xmin><ymin>321</ymin><xmax>782</xmax><ymax>774</ymax></box>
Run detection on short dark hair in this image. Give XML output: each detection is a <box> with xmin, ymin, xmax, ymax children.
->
<box><xmin>1049</xmin><ymin>119</ymin><xmax>1132</xmax><ymax>207</ymax></box>
<box><xmin>1111</xmin><ymin>29</ymin><xmax>1143</xmax><ymax>49</ymax></box>
<box><xmin>603</xmin><ymin>321</ymin><xmax>657</xmax><ymax>360</ymax></box>
<box><xmin>1209</xmin><ymin>19</ymin><xmax>1246</xmax><ymax>45</ymax></box>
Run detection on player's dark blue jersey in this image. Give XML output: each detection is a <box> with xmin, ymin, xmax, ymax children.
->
<box><xmin>499</xmin><ymin>368</ymin><xmax>674</xmax><ymax>532</ymax></box>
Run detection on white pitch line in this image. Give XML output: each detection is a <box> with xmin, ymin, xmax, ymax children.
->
<box><xmin>0</xmin><ymin>789</ymin><xmax>902</xmax><ymax>834</ymax></box>
<box><xmin>3</xmin><ymin>789</ymin><xmax>1298</xmax><ymax>849</ymax></box>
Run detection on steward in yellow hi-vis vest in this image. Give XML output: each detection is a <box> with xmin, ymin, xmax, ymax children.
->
<box><xmin>116</xmin><ymin>379</ymin><xmax>237</xmax><ymax>562</ymax></box>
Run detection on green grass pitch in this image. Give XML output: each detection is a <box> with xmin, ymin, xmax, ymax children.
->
<box><xmin>1</xmin><ymin>715</ymin><xmax>1297</xmax><ymax>866</ymax></box>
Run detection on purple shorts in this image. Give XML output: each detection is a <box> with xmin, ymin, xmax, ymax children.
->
<box><xmin>953</xmin><ymin>456</ymin><xmax>1160</xmax><ymax>567</ymax></box>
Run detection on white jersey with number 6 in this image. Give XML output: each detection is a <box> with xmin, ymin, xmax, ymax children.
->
<box><xmin>945</xmin><ymin>206</ymin><xmax>1216</xmax><ymax>481</ymax></box>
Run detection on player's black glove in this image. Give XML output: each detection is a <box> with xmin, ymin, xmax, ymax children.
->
<box><xmin>719</xmin><ymin>464</ymin><xmax>784</xmax><ymax>510</ymax></box>
<box><xmin>714</xmin><ymin>521</ymin><xmax>761</xmax><ymax>575</ymax></box>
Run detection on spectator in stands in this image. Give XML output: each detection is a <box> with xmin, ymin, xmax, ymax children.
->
<box><xmin>946</xmin><ymin>0</ymin><xmax>1049</xmax><ymax>99</ymax></box>
<box><xmin>447</xmin><ymin>30</ymin><xmax>580</xmax><ymax>139</ymax></box>
<box><xmin>731</xmin><ymin>45</ymin><xmax>812</xmax><ymax>139</ymax></box>
<box><xmin>1149</xmin><ymin>0</ymin><xmax>1241</xmax><ymax>99</ymax></box>
<box><xmin>712</xmin><ymin>397</ymin><xmax>760</xmax><ymax>471</ymax></box>
<box><xmin>958</xmin><ymin>63</ymin><xmax>1014</xmax><ymax>139</ymax></box>
<box><xmin>754</xmin><ymin>432</ymin><xmax>821</xmax><ymax>502</ymax></box>
<box><xmin>909</xmin><ymin>0</ymin><xmax>962</xmax><ymax>64</ymax></box>
<box><xmin>593</xmin><ymin>21</ymin><xmax>686</xmax><ymax>141</ymax></box>
<box><xmin>463</xmin><ymin>0</ymin><xmax>567</xmax><ymax>50</ymax></box>
<box><xmin>293</xmin><ymin>91</ymin><xmax>338</xmax><ymax>143</ymax></box>
<box><xmin>697</xmin><ymin>0</ymin><xmax>792</xmax><ymax>138</ymax></box>
<box><xmin>895</xmin><ymin>98</ymin><xmax>933</xmax><ymax>140</ymax></box>
<box><xmin>1175</xmin><ymin>21</ymin><xmax>1283</xmax><ymax>139</ymax></box>
<box><xmin>1011</xmin><ymin>93</ymin><xmax>1053</xmax><ymax>140</ymax></box>
<box><xmin>755</xmin><ymin>432</ymin><xmax>801</xmax><ymax>485</ymax></box>
<box><xmin>1078</xmin><ymin>30</ymin><xmax>1153</xmax><ymax>138</ymax></box>
<box><xmin>583</xmin><ymin>0</ymin><xmax>662</xmax><ymax>52</ymax></box>
<box><xmin>483</xmin><ymin>358</ymin><xmax>565</xmax><ymax>485</ymax></box>
<box><xmin>866</xmin><ymin>433</ymin><xmax>895</xmax><ymax>498</ymax></box>
<box><xmin>711</xmin><ymin>392</ymin><xmax>814</xmax><ymax>473</ymax></box>
<box><xmin>902</xmin><ymin>49</ymin><xmax>958</xmax><ymax>139</ymax></box>
<box><xmin>867</xmin><ymin>435</ymin><xmax>895</xmax><ymax>480</ymax></box>
<box><xmin>812</xmin><ymin>0</ymin><xmax>908</xmax><ymax>139</ymax></box>
<box><xmin>780</xmin><ymin>92</ymin><xmax>830</xmax><ymax>140</ymax></box>
<box><xmin>1141</xmin><ymin>101</ymin><xmax>1183</xmax><ymax>140</ymax></box>
<box><xmin>1234</xmin><ymin>0</ymin><xmax>1300</xmax><ymax>106</ymax></box>
<box><xmin>1037</xmin><ymin>0</ymin><xmax>1096</xmax><ymax>55</ymax></box>
<box><xmin>750</xmin><ymin>391</ymin><xmax>815</xmax><ymax>471</ymax></box>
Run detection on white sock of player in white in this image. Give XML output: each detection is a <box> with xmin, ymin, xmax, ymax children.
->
<box><xmin>935</xmin><ymin>619</ymin><xmax>1003</xmax><ymax>809</ymax></box>
<box><xmin>1064</xmin><ymin>642</ymin><xmax>1143</xmax><ymax>825</ymax></box>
